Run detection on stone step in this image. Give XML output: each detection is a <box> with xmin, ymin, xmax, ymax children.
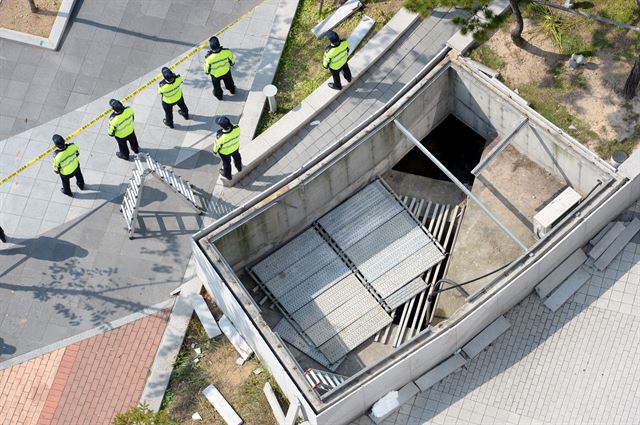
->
<box><xmin>536</xmin><ymin>249</ymin><xmax>587</xmax><ymax>299</ymax></box>
<box><xmin>588</xmin><ymin>221</ymin><xmax>625</xmax><ymax>260</ymax></box>
<box><xmin>594</xmin><ymin>218</ymin><xmax>640</xmax><ymax>271</ymax></box>
<box><xmin>589</xmin><ymin>222</ymin><xmax>614</xmax><ymax>246</ymax></box>
<box><xmin>462</xmin><ymin>316</ymin><xmax>510</xmax><ymax>358</ymax></box>
<box><xmin>414</xmin><ymin>353</ymin><xmax>467</xmax><ymax>391</ymax></box>
<box><xmin>544</xmin><ymin>268</ymin><xmax>591</xmax><ymax>312</ymax></box>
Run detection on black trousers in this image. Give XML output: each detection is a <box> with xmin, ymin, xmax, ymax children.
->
<box><xmin>60</xmin><ymin>165</ymin><xmax>85</xmax><ymax>195</ymax></box>
<box><xmin>0</xmin><ymin>226</ymin><xmax>6</xmax><ymax>243</ymax></box>
<box><xmin>210</xmin><ymin>72</ymin><xmax>235</xmax><ymax>100</ymax></box>
<box><xmin>219</xmin><ymin>150</ymin><xmax>242</xmax><ymax>180</ymax></box>
<box><xmin>162</xmin><ymin>96</ymin><xmax>189</xmax><ymax>125</ymax></box>
<box><xmin>115</xmin><ymin>132</ymin><xmax>140</xmax><ymax>159</ymax></box>
<box><xmin>330</xmin><ymin>63</ymin><xmax>352</xmax><ymax>89</ymax></box>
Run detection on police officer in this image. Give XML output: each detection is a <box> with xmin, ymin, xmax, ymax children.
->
<box><xmin>108</xmin><ymin>99</ymin><xmax>140</xmax><ymax>160</ymax></box>
<box><xmin>158</xmin><ymin>67</ymin><xmax>189</xmax><ymax>128</ymax></box>
<box><xmin>323</xmin><ymin>30</ymin><xmax>351</xmax><ymax>90</ymax></box>
<box><xmin>203</xmin><ymin>36</ymin><xmax>236</xmax><ymax>101</ymax></box>
<box><xmin>213</xmin><ymin>116</ymin><xmax>242</xmax><ymax>180</ymax></box>
<box><xmin>52</xmin><ymin>134</ymin><xmax>85</xmax><ymax>197</ymax></box>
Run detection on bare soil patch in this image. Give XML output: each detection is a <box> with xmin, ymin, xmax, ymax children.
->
<box><xmin>0</xmin><ymin>0</ymin><xmax>61</xmax><ymax>38</ymax></box>
<box><xmin>472</xmin><ymin>7</ymin><xmax>640</xmax><ymax>158</ymax></box>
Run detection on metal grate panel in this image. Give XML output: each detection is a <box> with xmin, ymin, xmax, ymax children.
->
<box><xmin>264</xmin><ymin>243</ymin><xmax>341</xmax><ymax>299</ymax></box>
<box><xmin>318</xmin><ymin>305</ymin><xmax>392</xmax><ymax>363</ymax></box>
<box><xmin>384</xmin><ymin>276</ymin><xmax>428</xmax><ymax>310</ymax></box>
<box><xmin>274</xmin><ymin>318</ymin><xmax>343</xmax><ymax>370</ymax></box>
<box><xmin>371</xmin><ymin>246</ymin><xmax>444</xmax><ymax>298</ymax></box>
<box><xmin>279</xmin><ymin>258</ymin><xmax>351</xmax><ymax>314</ymax></box>
<box><xmin>251</xmin><ymin>229</ymin><xmax>324</xmax><ymax>283</ymax></box>
<box><xmin>292</xmin><ymin>275</ymin><xmax>367</xmax><ymax>330</ymax></box>
<box><xmin>304</xmin><ymin>291</ymin><xmax>379</xmax><ymax>346</ymax></box>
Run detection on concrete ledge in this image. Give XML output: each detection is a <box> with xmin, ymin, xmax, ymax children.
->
<box><xmin>446</xmin><ymin>0</ymin><xmax>511</xmax><ymax>55</ymax></box>
<box><xmin>0</xmin><ymin>0</ymin><xmax>78</xmax><ymax>50</ymax></box>
<box><xmin>222</xmin><ymin>8</ymin><xmax>420</xmax><ymax>188</ymax></box>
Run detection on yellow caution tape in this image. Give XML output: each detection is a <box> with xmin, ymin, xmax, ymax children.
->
<box><xmin>0</xmin><ymin>0</ymin><xmax>265</xmax><ymax>186</ymax></box>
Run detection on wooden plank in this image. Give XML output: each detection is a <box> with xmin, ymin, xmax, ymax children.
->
<box><xmin>595</xmin><ymin>218</ymin><xmax>640</xmax><ymax>271</ymax></box>
<box><xmin>544</xmin><ymin>268</ymin><xmax>591</xmax><ymax>312</ymax></box>
<box><xmin>535</xmin><ymin>249</ymin><xmax>587</xmax><ymax>299</ymax></box>
<box><xmin>462</xmin><ymin>316</ymin><xmax>510</xmax><ymax>358</ymax></box>
<box><xmin>202</xmin><ymin>384</ymin><xmax>243</xmax><ymax>425</ymax></box>
<box><xmin>189</xmin><ymin>294</ymin><xmax>222</xmax><ymax>339</ymax></box>
<box><xmin>414</xmin><ymin>354</ymin><xmax>467</xmax><ymax>391</ymax></box>
<box><xmin>219</xmin><ymin>315</ymin><xmax>253</xmax><ymax>360</ymax></box>
<box><xmin>588</xmin><ymin>221</ymin><xmax>625</xmax><ymax>260</ymax></box>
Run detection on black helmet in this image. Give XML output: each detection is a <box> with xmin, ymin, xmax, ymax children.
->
<box><xmin>209</xmin><ymin>36</ymin><xmax>220</xmax><ymax>51</ymax></box>
<box><xmin>109</xmin><ymin>98</ymin><xmax>124</xmax><ymax>114</ymax></box>
<box><xmin>326</xmin><ymin>30</ymin><xmax>340</xmax><ymax>45</ymax></box>
<box><xmin>52</xmin><ymin>134</ymin><xmax>65</xmax><ymax>149</ymax></box>
<box><xmin>216</xmin><ymin>116</ymin><xmax>232</xmax><ymax>130</ymax></box>
<box><xmin>161</xmin><ymin>67</ymin><xmax>175</xmax><ymax>83</ymax></box>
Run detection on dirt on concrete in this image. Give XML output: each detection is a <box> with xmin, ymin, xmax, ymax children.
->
<box><xmin>0</xmin><ymin>0</ymin><xmax>60</xmax><ymax>38</ymax></box>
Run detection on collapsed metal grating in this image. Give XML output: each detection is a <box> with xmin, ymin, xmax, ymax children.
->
<box><xmin>249</xmin><ymin>179</ymin><xmax>444</xmax><ymax>370</ymax></box>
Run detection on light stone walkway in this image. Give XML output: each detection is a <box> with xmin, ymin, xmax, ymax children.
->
<box><xmin>351</xmin><ymin>211</ymin><xmax>640</xmax><ymax>425</ymax></box>
<box><xmin>0</xmin><ymin>0</ymin><xmax>290</xmax><ymax>361</ymax></box>
<box><xmin>0</xmin><ymin>0</ymin><xmax>262</xmax><ymax>140</ymax></box>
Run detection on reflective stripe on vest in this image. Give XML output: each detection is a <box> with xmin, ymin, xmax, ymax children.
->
<box><xmin>204</xmin><ymin>49</ymin><xmax>234</xmax><ymax>78</ymax></box>
<box><xmin>109</xmin><ymin>107</ymin><xmax>135</xmax><ymax>138</ymax></box>
<box><xmin>158</xmin><ymin>75</ymin><xmax>184</xmax><ymax>104</ymax></box>
<box><xmin>53</xmin><ymin>144</ymin><xmax>80</xmax><ymax>175</ymax></box>
<box><xmin>214</xmin><ymin>126</ymin><xmax>241</xmax><ymax>155</ymax></box>
<box><xmin>324</xmin><ymin>40</ymin><xmax>350</xmax><ymax>70</ymax></box>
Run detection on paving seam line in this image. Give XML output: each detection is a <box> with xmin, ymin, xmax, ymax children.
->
<box><xmin>0</xmin><ymin>0</ymin><xmax>268</xmax><ymax>187</ymax></box>
<box><xmin>0</xmin><ymin>298</ymin><xmax>175</xmax><ymax>371</ymax></box>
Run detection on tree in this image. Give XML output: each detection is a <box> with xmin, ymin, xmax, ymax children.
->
<box><xmin>404</xmin><ymin>0</ymin><xmax>523</xmax><ymax>43</ymax></box>
<box><xmin>26</xmin><ymin>0</ymin><xmax>38</xmax><ymax>13</ymax></box>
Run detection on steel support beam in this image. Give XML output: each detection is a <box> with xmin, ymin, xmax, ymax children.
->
<box><xmin>393</xmin><ymin>120</ymin><xmax>528</xmax><ymax>252</ymax></box>
<box><xmin>471</xmin><ymin>117</ymin><xmax>528</xmax><ymax>176</ymax></box>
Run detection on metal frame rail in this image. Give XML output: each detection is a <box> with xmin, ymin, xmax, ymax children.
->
<box><xmin>120</xmin><ymin>153</ymin><xmax>204</xmax><ymax>239</ymax></box>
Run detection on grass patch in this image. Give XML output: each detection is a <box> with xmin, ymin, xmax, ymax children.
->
<box><xmin>469</xmin><ymin>44</ymin><xmax>505</xmax><ymax>70</ymax></box>
<box><xmin>162</xmin><ymin>313</ymin><xmax>288</xmax><ymax>425</ymax></box>
<box><xmin>255</xmin><ymin>0</ymin><xmax>402</xmax><ymax>135</ymax></box>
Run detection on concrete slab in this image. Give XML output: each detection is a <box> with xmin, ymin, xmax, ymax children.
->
<box><xmin>544</xmin><ymin>267</ymin><xmax>591</xmax><ymax>312</ymax></box>
<box><xmin>414</xmin><ymin>353</ymin><xmax>467</xmax><ymax>391</ymax></box>
<box><xmin>536</xmin><ymin>249</ymin><xmax>587</xmax><ymax>299</ymax></box>
<box><xmin>347</xmin><ymin>16</ymin><xmax>376</xmax><ymax>52</ymax></box>
<box><xmin>202</xmin><ymin>384</ymin><xmax>243</xmax><ymax>425</ymax></box>
<box><xmin>595</xmin><ymin>218</ymin><xmax>640</xmax><ymax>271</ymax></box>
<box><xmin>189</xmin><ymin>293</ymin><xmax>222</xmax><ymax>339</ymax></box>
<box><xmin>219</xmin><ymin>315</ymin><xmax>253</xmax><ymax>360</ymax></box>
<box><xmin>312</xmin><ymin>0</ymin><xmax>363</xmax><ymax>38</ymax></box>
<box><xmin>264</xmin><ymin>381</ymin><xmax>286</xmax><ymax>424</ymax></box>
<box><xmin>589</xmin><ymin>221</ymin><xmax>625</xmax><ymax>260</ymax></box>
<box><xmin>462</xmin><ymin>316</ymin><xmax>510</xmax><ymax>358</ymax></box>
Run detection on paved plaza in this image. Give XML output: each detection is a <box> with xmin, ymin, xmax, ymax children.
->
<box><xmin>351</xmin><ymin>226</ymin><xmax>640</xmax><ymax>425</ymax></box>
<box><xmin>0</xmin><ymin>0</ymin><xmax>261</xmax><ymax>140</ymax></box>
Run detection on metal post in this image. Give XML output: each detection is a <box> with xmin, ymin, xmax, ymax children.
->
<box><xmin>471</xmin><ymin>117</ymin><xmax>528</xmax><ymax>176</ymax></box>
<box><xmin>394</xmin><ymin>120</ymin><xmax>528</xmax><ymax>252</ymax></box>
<box><xmin>263</xmin><ymin>84</ymin><xmax>278</xmax><ymax>113</ymax></box>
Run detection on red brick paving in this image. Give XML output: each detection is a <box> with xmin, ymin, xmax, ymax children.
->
<box><xmin>0</xmin><ymin>309</ymin><xmax>170</xmax><ymax>425</ymax></box>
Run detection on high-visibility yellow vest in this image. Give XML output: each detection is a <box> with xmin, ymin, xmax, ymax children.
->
<box><xmin>53</xmin><ymin>143</ymin><xmax>80</xmax><ymax>175</ymax></box>
<box><xmin>203</xmin><ymin>49</ymin><xmax>235</xmax><ymax>78</ymax></box>
<box><xmin>158</xmin><ymin>75</ymin><xmax>184</xmax><ymax>104</ymax></box>
<box><xmin>323</xmin><ymin>40</ymin><xmax>350</xmax><ymax>70</ymax></box>
<box><xmin>214</xmin><ymin>126</ymin><xmax>241</xmax><ymax>155</ymax></box>
<box><xmin>108</xmin><ymin>106</ymin><xmax>135</xmax><ymax>138</ymax></box>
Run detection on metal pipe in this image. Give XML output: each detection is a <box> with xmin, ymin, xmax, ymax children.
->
<box><xmin>192</xmin><ymin>46</ymin><xmax>451</xmax><ymax>241</ymax></box>
<box><xmin>471</xmin><ymin>117</ymin><xmax>528</xmax><ymax>176</ymax></box>
<box><xmin>394</xmin><ymin>119</ymin><xmax>528</xmax><ymax>252</ymax></box>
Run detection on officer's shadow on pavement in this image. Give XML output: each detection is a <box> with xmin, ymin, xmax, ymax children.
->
<box><xmin>173</xmin><ymin>113</ymin><xmax>216</xmax><ymax>132</ymax></box>
<box><xmin>0</xmin><ymin>236</ymin><xmax>88</xmax><ymax>262</ymax></box>
<box><xmin>72</xmin><ymin>184</ymin><xmax>168</xmax><ymax>208</ymax></box>
<box><xmin>0</xmin><ymin>338</ymin><xmax>16</xmax><ymax>356</ymax></box>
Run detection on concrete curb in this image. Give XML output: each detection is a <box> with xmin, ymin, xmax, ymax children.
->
<box><xmin>0</xmin><ymin>0</ymin><xmax>79</xmax><ymax>50</ymax></box>
<box><xmin>0</xmin><ymin>298</ymin><xmax>174</xmax><ymax>371</ymax></box>
<box><xmin>220</xmin><ymin>8</ymin><xmax>420</xmax><ymax>188</ymax></box>
<box><xmin>140</xmin><ymin>257</ymin><xmax>202</xmax><ymax>411</ymax></box>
